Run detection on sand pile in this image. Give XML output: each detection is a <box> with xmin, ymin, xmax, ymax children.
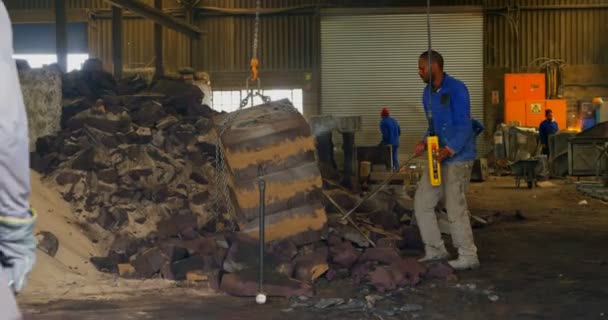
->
<box><xmin>20</xmin><ymin>171</ymin><xmax>174</xmax><ymax>304</ymax></box>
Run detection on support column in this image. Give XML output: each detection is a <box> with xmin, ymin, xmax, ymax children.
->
<box><xmin>315</xmin><ymin>131</ymin><xmax>336</xmax><ymax>169</ymax></box>
<box><xmin>112</xmin><ymin>6</ymin><xmax>123</xmax><ymax>78</ymax></box>
<box><xmin>55</xmin><ymin>0</ymin><xmax>67</xmax><ymax>72</ymax></box>
<box><xmin>186</xmin><ymin>7</ymin><xmax>195</xmax><ymax>68</ymax></box>
<box><xmin>342</xmin><ymin>131</ymin><xmax>355</xmax><ymax>189</ymax></box>
<box><xmin>603</xmin><ymin>150</ymin><xmax>608</xmax><ymax>188</ymax></box>
<box><xmin>154</xmin><ymin>0</ymin><xmax>164</xmax><ymax>77</ymax></box>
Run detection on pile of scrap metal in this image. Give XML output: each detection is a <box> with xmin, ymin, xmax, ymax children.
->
<box><xmin>213</xmin><ymin>101</ymin><xmax>455</xmax><ymax>297</ymax></box>
<box><xmin>493</xmin><ymin>116</ymin><xmax>608</xmax><ymax>188</ymax></box>
<box><xmin>493</xmin><ymin>124</ymin><xmax>540</xmax><ymax>164</ymax></box>
<box><xmin>309</xmin><ymin>115</ymin><xmax>420</xmax><ymax>191</ymax></box>
<box><xmin>309</xmin><ymin>115</ymin><xmax>362</xmax><ymax>188</ymax></box>
<box><xmin>567</xmin><ymin>121</ymin><xmax>608</xmax><ymax>200</ymax></box>
<box><xmin>215</xmin><ymin>99</ymin><xmax>328</xmax><ymax>246</ymax></box>
<box><xmin>493</xmin><ymin>124</ymin><xmax>549</xmax><ymax>185</ymax></box>
<box><xmin>568</xmin><ymin>121</ymin><xmax>608</xmax><ymax>181</ymax></box>
<box><xmin>551</xmin><ymin>98</ymin><xmax>607</xmax><ymax>177</ymax></box>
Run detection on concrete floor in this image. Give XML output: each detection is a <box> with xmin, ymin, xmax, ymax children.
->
<box><xmin>22</xmin><ymin>176</ymin><xmax>608</xmax><ymax>320</ymax></box>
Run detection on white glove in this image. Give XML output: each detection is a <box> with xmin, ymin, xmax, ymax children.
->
<box><xmin>0</xmin><ymin>210</ymin><xmax>37</xmax><ymax>294</ymax></box>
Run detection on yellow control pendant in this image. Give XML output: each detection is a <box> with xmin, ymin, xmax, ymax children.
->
<box><xmin>427</xmin><ymin>136</ymin><xmax>441</xmax><ymax>186</ymax></box>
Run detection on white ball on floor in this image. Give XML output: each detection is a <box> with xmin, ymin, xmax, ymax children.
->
<box><xmin>256</xmin><ymin>293</ymin><xmax>267</xmax><ymax>304</ymax></box>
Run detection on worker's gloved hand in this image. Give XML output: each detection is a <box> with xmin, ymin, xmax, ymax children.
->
<box><xmin>413</xmin><ymin>141</ymin><xmax>427</xmax><ymax>157</ymax></box>
<box><xmin>0</xmin><ymin>210</ymin><xmax>37</xmax><ymax>294</ymax></box>
<box><xmin>437</xmin><ymin>147</ymin><xmax>454</xmax><ymax>162</ymax></box>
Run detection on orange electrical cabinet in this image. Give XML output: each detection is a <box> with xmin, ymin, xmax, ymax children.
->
<box><xmin>546</xmin><ymin>99</ymin><xmax>567</xmax><ymax>130</ymax></box>
<box><xmin>526</xmin><ymin>100</ymin><xmax>547</xmax><ymax>128</ymax></box>
<box><xmin>505</xmin><ymin>73</ymin><xmax>546</xmax><ymax>102</ymax></box>
<box><xmin>505</xmin><ymin>100</ymin><xmax>526</xmax><ymax>126</ymax></box>
<box><xmin>505</xmin><ymin>74</ymin><xmax>527</xmax><ymax>101</ymax></box>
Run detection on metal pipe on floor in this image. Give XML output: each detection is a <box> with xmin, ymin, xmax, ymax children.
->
<box><xmin>341</xmin><ymin>153</ymin><xmax>417</xmax><ymax>221</ymax></box>
<box><xmin>322</xmin><ymin>190</ymin><xmax>376</xmax><ymax>248</ymax></box>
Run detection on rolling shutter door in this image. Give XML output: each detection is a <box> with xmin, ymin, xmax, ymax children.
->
<box><xmin>321</xmin><ymin>9</ymin><xmax>484</xmax><ymax>161</ymax></box>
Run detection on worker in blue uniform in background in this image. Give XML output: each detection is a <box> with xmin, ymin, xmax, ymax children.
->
<box><xmin>539</xmin><ymin>109</ymin><xmax>559</xmax><ymax>157</ymax></box>
<box><xmin>413</xmin><ymin>50</ymin><xmax>479</xmax><ymax>270</ymax></box>
<box><xmin>379</xmin><ymin>108</ymin><xmax>402</xmax><ymax>171</ymax></box>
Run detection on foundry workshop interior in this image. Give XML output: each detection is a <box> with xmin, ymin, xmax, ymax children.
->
<box><xmin>1</xmin><ymin>0</ymin><xmax>608</xmax><ymax>319</ymax></box>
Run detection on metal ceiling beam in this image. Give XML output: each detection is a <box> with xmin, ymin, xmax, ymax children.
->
<box><xmin>103</xmin><ymin>0</ymin><xmax>202</xmax><ymax>38</ymax></box>
<box><xmin>55</xmin><ymin>0</ymin><xmax>67</xmax><ymax>72</ymax></box>
<box><xmin>195</xmin><ymin>5</ymin><xmax>319</xmax><ymax>16</ymax></box>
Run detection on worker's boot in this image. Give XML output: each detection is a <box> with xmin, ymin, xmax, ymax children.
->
<box><xmin>448</xmin><ymin>255</ymin><xmax>480</xmax><ymax>270</ymax></box>
<box><xmin>418</xmin><ymin>245</ymin><xmax>449</xmax><ymax>262</ymax></box>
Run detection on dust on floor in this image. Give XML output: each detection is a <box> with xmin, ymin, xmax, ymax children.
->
<box><xmin>21</xmin><ymin>176</ymin><xmax>608</xmax><ymax>320</ymax></box>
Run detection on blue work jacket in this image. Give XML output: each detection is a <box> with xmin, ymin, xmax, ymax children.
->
<box><xmin>422</xmin><ymin>73</ymin><xmax>476</xmax><ymax>163</ymax></box>
<box><xmin>380</xmin><ymin>116</ymin><xmax>401</xmax><ymax>146</ymax></box>
<box><xmin>539</xmin><ymin>119</ymin><xmax>558</xmax><ymax>145</ymax></box>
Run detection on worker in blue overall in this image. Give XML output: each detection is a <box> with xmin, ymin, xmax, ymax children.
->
<box><xmin>379</xmin><ymin>108</ymin><xmax>402</xmax><ymax>171</ymax></box>
<box><xmin>413</xmin><ymin>50</ymin><xmax>479</xmax><ymax>270</ymax></box>
<box><xmin>539</xmin><ymin>109</ymin><xmax>559</xmax><ymax>157</ymax></box>
<box><xmin>0</xmin><ymin>3</ymin><xmax>37</xmax><ymax>318</ymax></box>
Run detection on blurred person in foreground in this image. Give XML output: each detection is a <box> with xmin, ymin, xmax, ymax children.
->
<box><xmin>0</xmin><ymin>2</ymin><xmax>38</xmax><ymax>319</ymax></box>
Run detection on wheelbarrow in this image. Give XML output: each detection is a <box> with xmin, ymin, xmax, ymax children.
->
<box><xmin>511</xmin><ymin>159</ymin><xmax>540</xmax><ymax>189</ymax></box>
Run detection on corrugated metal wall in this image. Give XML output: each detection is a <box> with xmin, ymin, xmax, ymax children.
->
<box><xmin>88</xmin><ymin>17</ymin><xmax>190</xmax><ymax>72</ymax></box>
<box><xmin>485</xmin><ymin>0</ymin><xmax>608</xmax><ymax>69</ymax></box>
<box><xmin>321</xmin><ymin>11</ymin><xmax>484</xmax><ymax>156</ymax></box>
<box><xmin>193</xmin><ymin>0</ymin><xmax>320</xmax><ymax>89</ymax></box>
<box><xmin>195</xmin><ymin>14</ymin><xmax>316</xmax><ymax>73</ymax></box>
<box><xmin>6</xmin><ymin>0</ymin><xmax>608</xmax><ymax>87</ymax></box>
<box><xmin>4</xmin><ymin>0</ymin><xmax>190</xmax><ymax>72</ymax></box>
<box><xmin>7</xmin><ymin>0</ymin><xmax>608</xmax><ymax>71</ymax></box>
<box><xmin>194</xmin><ymin>0</ymin><xmax>608</xmax><ymax>92</ymax></box>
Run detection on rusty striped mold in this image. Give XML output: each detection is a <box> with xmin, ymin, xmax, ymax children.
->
<box><xmin>214</xmin><ymin>99</ymin><xmax>328</xmax><ymax>245</ymax></box>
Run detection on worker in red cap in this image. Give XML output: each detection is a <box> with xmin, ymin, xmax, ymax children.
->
<box><xmin>379</xmin><ymin>108</ymin><xmax>402</xmax><ymax>171</ymax></box>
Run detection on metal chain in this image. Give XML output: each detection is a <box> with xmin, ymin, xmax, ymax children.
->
<box><xmin>213</xmin><ymin>83</ymin><xmax>270</xmax><ymax>227</ymax></box>
<box><xmin>213</xmin><ymin>0</ymin><xmax>299</xmax><ymax>226</ymax></box>
<box><xmin>253</xmin><ymin>0</ymin><xmax>261</xmax><ymax>60</ymax></box>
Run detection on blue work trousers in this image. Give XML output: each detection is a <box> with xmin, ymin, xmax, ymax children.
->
<box><xmin>392</xmin><ymin>145</ymin><xmax>399</xmax><ymax>171</ymax></box>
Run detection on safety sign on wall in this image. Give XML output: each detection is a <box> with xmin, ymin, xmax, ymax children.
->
<box><xmin>491</xmin><ymin>90</ymin><xmax>500</xmax><ymax>105</ymax></box>
<box><xmin>530</xmin><ymin>103</ymin><xmax>542</xmax><ymax>114</ymax></box>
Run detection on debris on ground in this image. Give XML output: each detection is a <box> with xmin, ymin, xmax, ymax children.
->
<box><xmin>314</xmin><ymin>298</ymin><xmax>345</xmax><ymax>309</ymax></box>
<box><xmin>577</xmin><ymin>183</ymin><xmax>608</xmax><ymax>202</ymax></box>
<box><xmin>469</xmin><ymin>209</ymin><xmax>529</xmax><ymax>228</ymax></box>
<box><xmin>287</xmin><ymin>294</ymin><xmax>425</xmax><ymax>318</ymax></box>
<box><xmin>36</xmin><ymin>231</ymin><xmax>59</xmax><ymax>257</ymax></box>
<box><xmin>536</xmin><ymin>181</ymin><xmax>557</xmax><ymax>188</ymax></box>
